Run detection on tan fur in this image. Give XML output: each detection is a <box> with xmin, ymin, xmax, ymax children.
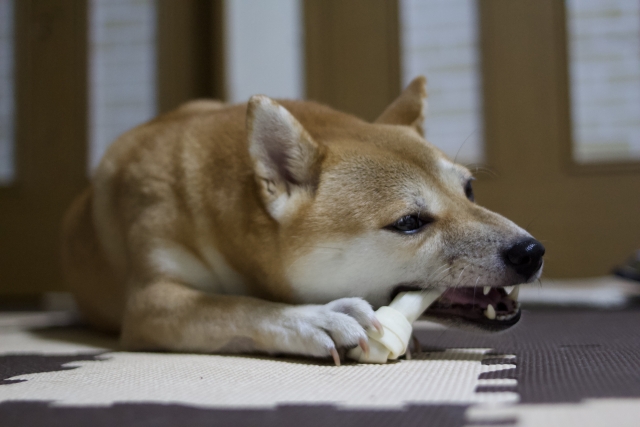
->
<box><xmin>61</xmin><ymin>188</ymin><xmax>124</xmax><ymax>332</ymax></box>
<box><xmin>62</xmin><ymin>78</ymin><xmax>539</xmax><ymax>358</ymax></box>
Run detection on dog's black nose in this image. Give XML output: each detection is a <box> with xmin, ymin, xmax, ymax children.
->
<box><xmin>504</xmin><ymin>238</ymin><xmax>545</xmax><ymax>278</ymax></box>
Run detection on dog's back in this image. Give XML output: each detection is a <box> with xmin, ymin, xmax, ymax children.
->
<box><xmin>62</xmin><ymin>100</ymin><xmax>227</xmax><ymax>332</ymax></box>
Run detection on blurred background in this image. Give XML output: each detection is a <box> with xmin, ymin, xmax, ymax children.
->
<box><xmin>0</xmin><ymin>0</ymin><xmax>639</xmax><ymax>305</ymax></box>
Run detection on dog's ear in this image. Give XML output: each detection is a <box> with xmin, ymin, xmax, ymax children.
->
<box><xmin>375</xmin><ymin>76</ymin><xmax>427</xmax><ymax>137</ymax></box>
<box><xmin>247</xmin><ymin>95</ymin><xmax>325</xmax><ymax>221</ymax></box>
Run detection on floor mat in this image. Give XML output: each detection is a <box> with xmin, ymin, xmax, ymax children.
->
<box><xmin>1</xmin><ymin>309</ymin><xmax>639</xmax><ymax>426</ymax></box>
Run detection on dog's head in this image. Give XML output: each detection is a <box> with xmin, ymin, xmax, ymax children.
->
<box><xmin>247</xmin><ymin>76</ymin><xmax>543</xmax><ymax>331</ymax></box>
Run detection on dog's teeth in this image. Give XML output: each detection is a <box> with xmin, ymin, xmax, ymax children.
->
<box><xmin>504</xmin><ymin>286</ymin><xmax>515</xmax><ymax>295</ymax></box>
<box><xmin>508</xmin><ymin>286</ymin><xmax>520</xmax><ymax>301</ymax></box>
<box><xmin>483</xmin><ymin>286</ymin><xmax>491</xmax><ymax>295</ymax></box>
<box><xmin>484</xmin><ymin>304</ymin><xmax>496</xmax><ymax>320</ymax></box>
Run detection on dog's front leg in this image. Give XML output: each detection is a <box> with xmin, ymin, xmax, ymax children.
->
<box><xmin>121</xmin><ymin>280</ymin><xmax>378</xmax><ymax>363</ymax></box>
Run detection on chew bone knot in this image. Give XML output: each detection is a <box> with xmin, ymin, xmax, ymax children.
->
<box><xmin>347</xmin><ymin>306</ymin><xmax>412</xmax><ymax>363</ymax></box>
<box><xmin>347</xmin><ymin>289</ymin><xmax>444</xmax><ymax>364</ymax></box>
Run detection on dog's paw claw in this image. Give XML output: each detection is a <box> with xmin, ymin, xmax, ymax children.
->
<box><xmin>372</xmin><ymin>317</ymin><xmax>383</xmax><ymax>333</ymax></box>
<box><xmin>330</xmin><ymin>347</ymin><xmax>341</xmax><ymax>366</ymax></box>
<box><xmin>359</xmin><ymin>338</ymin><xmax>370</xmax><ymax>356</ymax></box>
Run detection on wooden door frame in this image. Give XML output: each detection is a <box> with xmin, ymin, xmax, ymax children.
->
<box><xmin>304</xmin><ymin>0</ymin><xmax>401</xmax><ymax>122</ymax></box>
<box><xmin>0</xmin><ymin>1</ymin><xmax>88</xmax><ymax>297</ymax></box>
<box><xmin>156</xmin><ymin>0</ymin><xmax>226</xmax><ymax>112</ymax></box>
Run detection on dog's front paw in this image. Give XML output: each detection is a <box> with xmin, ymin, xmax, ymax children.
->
<box><xmin>279</xmin><ymin>298</ymin><xmax>379</xmax><ymax>365</ymax></box>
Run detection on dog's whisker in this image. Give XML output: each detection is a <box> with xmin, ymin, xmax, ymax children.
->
<box><xmin>432</xmin><ymin>265</ymin><xmax>450</xmax><ymax>278</ymax></box>
<box><xmin>454</xmin><ymin>266</ymin><xmax>469</xmax><ymax>288</ymax></box>
<box><xmin>454</xmin><ymin>128</ymin><xmax>478</xmax><ymax>164</ymax></box>
<box><xmin>430</xmin><ymin>266</ymin><xmax>453</xmax><ymax>285</ymax></box>
<box><xmin>465</xmin><ymin>164</ymin><xmax>498</xmax><ymax>177</ymax></box>
<box><xmin>428</xmin><ymin>265</ymin><xmax>447</xmax><ymax>281</ymax></box>
<box><xmin>472</xmin><ymin>276</ymin><xmax>480</xmax><ymax>306</ymax></box>
<box><xmin>525</xmin><ymin>220</ymin><xmax>535</xmax><ymax>233</ymax></box>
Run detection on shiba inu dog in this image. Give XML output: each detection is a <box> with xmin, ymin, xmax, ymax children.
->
<box><xmin>62</xmin><ymin>77</ymin><xmax>544</xmax><ymax>363</ymax></box>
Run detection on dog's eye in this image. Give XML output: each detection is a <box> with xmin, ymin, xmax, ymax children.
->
<box><xmin>464</xmin><ymin>179</ymin><xmax>475</xmax><ymax>202</ymax></box>
<box><xmin>390</xmin><ymin>215</ymin><xmax>426</xmax><ymax>234</ymax></box>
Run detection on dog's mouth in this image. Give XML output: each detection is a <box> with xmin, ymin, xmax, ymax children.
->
<box><xmin>392</xmin><ymin>285</ymin><xmax>521</xmax><ymax>331</ymax></box>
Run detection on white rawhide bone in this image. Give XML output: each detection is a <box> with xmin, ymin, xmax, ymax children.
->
<box><xmin>347</xmin><ymin>289</ymin><xmax>445</xmax><ymax>363</ymax></box>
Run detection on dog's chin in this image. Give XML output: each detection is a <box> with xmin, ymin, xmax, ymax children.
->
<box><xmin>391</xmin><ymin>284</ymin><xmax>522</xmax><ymax>332</ymax></box>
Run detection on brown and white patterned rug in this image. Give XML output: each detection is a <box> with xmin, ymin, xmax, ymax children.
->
<box><xmin>2</xmin><ymin>295</ymin><xmax>640</xmax><ymax>426</ymax></box>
